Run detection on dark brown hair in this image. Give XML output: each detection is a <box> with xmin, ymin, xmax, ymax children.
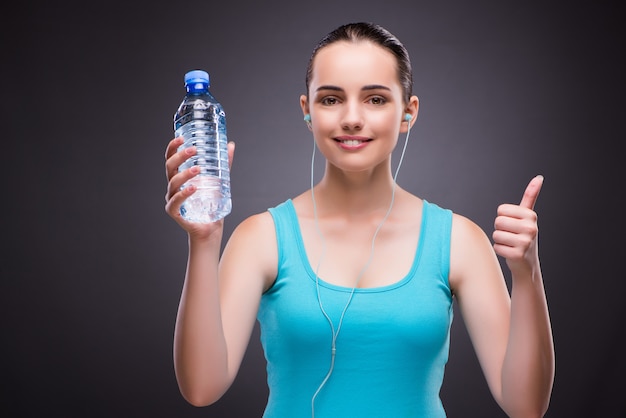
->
<box><xmin>305</xmin><ymin>22</ymin><xmax>413</xmax><ymax>103</ymax></box>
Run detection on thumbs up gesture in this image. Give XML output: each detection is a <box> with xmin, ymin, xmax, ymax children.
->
<box><xmin>493</xmin><ymin>175</ymin><xmax>544</xmax><ymax>277</ymax></box>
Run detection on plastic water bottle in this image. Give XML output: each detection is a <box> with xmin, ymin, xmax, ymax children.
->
<box><xmin>174</xmin><ymin>70</ymin><xmax>231</xmax><ymax>223</ymax></box>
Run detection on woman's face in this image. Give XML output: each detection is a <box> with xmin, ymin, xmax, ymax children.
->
<box><xmin>301</xmin><ymin>40</ymin><xmax>411</xmax><ymax>174</ymax></box>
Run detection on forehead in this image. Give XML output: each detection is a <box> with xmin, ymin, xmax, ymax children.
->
<box><xmin>310</xmin><ymin>41</ymin><xmax>400</xmax><ymax>89</ymax></box>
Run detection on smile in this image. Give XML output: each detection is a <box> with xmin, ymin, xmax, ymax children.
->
<box><xmin>339</xmin><ymin>139</ymin><xmax>367</xmax><ymax>146</ymax></box>
<box><xmin>334</xmin><ymin>136</ymin><xmax>371</xmax><ymax>147</ymax></box>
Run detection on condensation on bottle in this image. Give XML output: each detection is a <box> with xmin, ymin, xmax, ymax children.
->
<box><xmin>174</xmin><ymin>70</ymin><xmax>231</xmax><ymax>223</ymax></box>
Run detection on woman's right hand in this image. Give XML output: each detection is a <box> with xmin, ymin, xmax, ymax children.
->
<box><xmin>164</xmin><ymin>137</ymin><xmax>235</xmax><ymax>239</ymax></box>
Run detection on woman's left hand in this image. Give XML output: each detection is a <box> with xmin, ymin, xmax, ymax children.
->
<box><xmin>492</xmin><ymin>175</ymin><xmax>544</xmax><ymax>278</ymax></box>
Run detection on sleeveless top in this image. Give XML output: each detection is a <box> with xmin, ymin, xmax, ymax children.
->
<box><xmin>257</xmin><ymin>199</ymin><xmax>454</xmax><ymax>417</ymax></box>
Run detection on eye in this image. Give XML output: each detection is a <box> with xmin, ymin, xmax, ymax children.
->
<box><xmin>368</xmin><ymin>96</ymin><xmax>387</xmax><ymax>105</ymax></box>
<box><xmin>320</xmin><ymin>96</ymin><xmax>339</xmax><ymax>106</ymax></box>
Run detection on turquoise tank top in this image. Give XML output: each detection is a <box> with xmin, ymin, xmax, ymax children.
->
<box><xmin>258</xmin><ymin>199</ymin><xmax>454</xmax><ymax>417</ymax></box>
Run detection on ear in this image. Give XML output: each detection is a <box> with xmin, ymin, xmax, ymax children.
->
<box><xmin>300</xmin><ymin>94</ymin><xmax>310</xmax><ymax>118</ymax></box>
<box><xmin>300</xmin><ymin>95</ymin><xmax>313</xmax><ymax>130</ymax></box>
<box><xmin>401</xmin><ymin>95</ymin><xmax>419</xmax><ymax>133</ymax></box>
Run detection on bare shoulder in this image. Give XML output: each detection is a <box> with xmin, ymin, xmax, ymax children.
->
<box><xmin>451</xmin><ymin>212</ymin><xmax>490</xmax><ymax>244</ymax></box>
<box><xmin>222</xmin><ymin>211</ymin><xmax>278</xmax><ymax>292</ymax></box>
<box><xmin>449</xmin><ymin>212</ymin><xmax>502</xmax><ymax>294</ymax></box>
<box><xmin>231</xmin><ymin>210</ymin><xmax>276</xmax><ymax>238</ymax></box>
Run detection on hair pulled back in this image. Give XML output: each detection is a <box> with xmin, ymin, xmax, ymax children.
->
<box><xmin>305</xmin><ymin>22</ymin><xmax>413</xmax><ymax>103</ymax></box>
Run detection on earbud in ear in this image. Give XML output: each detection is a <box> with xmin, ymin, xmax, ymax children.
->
<box><xmin>404</xmin><ymin>113</ymin><xmax>412</xmax><ymax>122</ymax></box>
<box><xmin>304</xmin><ymin>114</ymin><xmax>312</xmax><ymax>129</ymax></box>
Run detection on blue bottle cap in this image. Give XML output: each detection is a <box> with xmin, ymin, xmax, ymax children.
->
<box><xmin>184</xmin><ymin>70</ymin><xmax>210</xmax><ymax>86</ymax></box>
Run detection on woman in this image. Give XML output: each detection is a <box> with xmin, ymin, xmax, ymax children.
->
<box><xmin>164</xmin><ymin>22</ymin><xmax>554</xmax><ymax>417</ymax></box>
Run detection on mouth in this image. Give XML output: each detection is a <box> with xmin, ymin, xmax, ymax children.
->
<box><xmin>334</xmin><ymin>136</ymin><xmax>371</xmax><ymax>147</ymax></box>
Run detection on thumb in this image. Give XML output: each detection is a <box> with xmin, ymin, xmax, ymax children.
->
<box><xmin>519</xmin><ymin>175</ymin><xmax>544</xmax><ymax>210</ymax></box>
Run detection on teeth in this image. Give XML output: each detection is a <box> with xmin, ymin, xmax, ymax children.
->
<box><xmin>341</xmin><ymin>140</ymin><xmax>362</xmax><ymax>146</ymax></box>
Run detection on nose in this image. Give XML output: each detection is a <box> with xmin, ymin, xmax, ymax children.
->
<box><xmin>341</xmin><ymin>102</ymin><xmax>363</xmax><ymax>131</ymax></box>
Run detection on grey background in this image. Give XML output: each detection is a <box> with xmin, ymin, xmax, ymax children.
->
<box><xmin>2</xmin><ymin>0</ymin><xmax>624</xmax><ymax>416</ymax></box>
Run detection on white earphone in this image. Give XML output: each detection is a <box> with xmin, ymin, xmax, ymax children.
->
<box><xmin>307</xmin><ymin>111</ymin><xmax>414</xmax><ymax>417</ymax></box>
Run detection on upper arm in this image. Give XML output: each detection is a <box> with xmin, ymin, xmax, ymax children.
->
<box><xmin>218</xmin><ymin>211</ymin><xmax>278</xmax><ymax>381</ymax></box>
<box><xmin>449</xmin><ymin>213</ymin><xmax>511</xmax><ymax>405</ymax></box>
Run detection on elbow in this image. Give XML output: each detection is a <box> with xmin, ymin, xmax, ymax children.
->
<box><xmin>180</xmin><ymin>386</ymin><xmax>227</xmax><ymax>408</ymax></box>
<box><xmin>184</xmin><ymin>396</ymin><xmax>211</xmax><ymax>408</ymax></box>
<box><xmin>502</xmin><ymin>400</ymin><xmax>551</xmax><ymax>418</ymax></box>
<box><xmin>176</xmin><ymin>371</ymin><xmax>231</xmax><ymax>408</ymax></box>
<box><xmin>499</xmin><ymin>387</ymin><xmax>552</xmax><ymax>418</ymax></box>
<box><xmin>183</xmin><ymin>395</ymin><xmax>215</xmax><ymax>408</ymax></box>
<box><xmin>500</xmin><ymin>364</ymin><xmax>554</xmax><ymax>418</ymax></box>
<box><xmin>174</xmin><ymin>360</ymin><xmax>233</xmax><ymax>407</ymax></box>
<box><xmin>510</xmin><ymin>411</ymin><xmax>548</xmax><ymax>418</ymax></box>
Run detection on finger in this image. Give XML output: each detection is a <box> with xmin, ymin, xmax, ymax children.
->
<box><xmin>165</xmin><ymin>182</ymin><xmax>197</xmax><ymax>219</ymax></box>
<box><xmin>165</xmin><ymin>137</ymin><xmax>184</xmax><ymax>160</ymax></box>
<box><xmin>519</xmin><ymin>175</ymin><xmax>544</xmax><ymax>210</ymax></box>
<box><xmin>165</xmin><ymin>145</ymin><xmax>196</xmax><ymax>181</ymax></box>
<box><xmin>165</xmin><ymin>137</ymin><xmax>185</xmax><ymax>180</ymax></box>
<box><xmin>493</xmin><ymin>230</ymin><xmax>525</xmax><ymax>252</ymax></box>
<box><xmin>165</xmin><ymin>166</ymin><xmax>200</xmax><ymax>203</ymax></box>
<box><xmin>494</xmin><ymin>212</ymin><xmax>538</xmax><ymax>240</ymax></box>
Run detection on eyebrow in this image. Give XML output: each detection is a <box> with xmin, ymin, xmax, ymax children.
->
<box><xmin>315</xmin><ymin>84</ymin><xmax>392</xmax><ymax>92</ymax></box>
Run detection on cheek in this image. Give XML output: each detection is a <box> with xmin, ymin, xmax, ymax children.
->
<box><xmin>311</xmin><ymin>113</ymin><xmax>337</xmax><ymax>132</ymax></box>
<box><xmin>372</xmin><ymin>112</ymin><xmax>402</xmax><ymax>133</ymax></box>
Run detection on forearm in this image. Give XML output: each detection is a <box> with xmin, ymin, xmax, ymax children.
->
<box><xmin>501</xmin><ymin>266</ymin><xmax>555</xmax><ymax>417</ymax></box>
<box><xmin>173</xmin><ymin>231</ymin><xmax>230</xmax><ymax>406</ymax></box>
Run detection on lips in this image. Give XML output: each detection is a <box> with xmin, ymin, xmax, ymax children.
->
<box><xmin>334</xmin><ymin>136</ymin><xmax>371</xmax><ymax>149</ymax></box>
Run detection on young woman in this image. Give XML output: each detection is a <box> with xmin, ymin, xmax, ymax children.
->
<box><xmin>164</xmin><ymin>22</ymin><xmax>554</xmax><ymax>418</ymax></box>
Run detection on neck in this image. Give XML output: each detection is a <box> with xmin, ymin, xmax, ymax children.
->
<box><xmin>314</xmin><ymin>160</ymin><xmax>400</xmax><ymax>216</ymax></box>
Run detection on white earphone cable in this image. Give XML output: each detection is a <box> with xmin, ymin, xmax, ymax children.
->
<box><xmin>310</xmin><ymin>119</ymin><xmax>413</xmax><ymax>417</ymax></box>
